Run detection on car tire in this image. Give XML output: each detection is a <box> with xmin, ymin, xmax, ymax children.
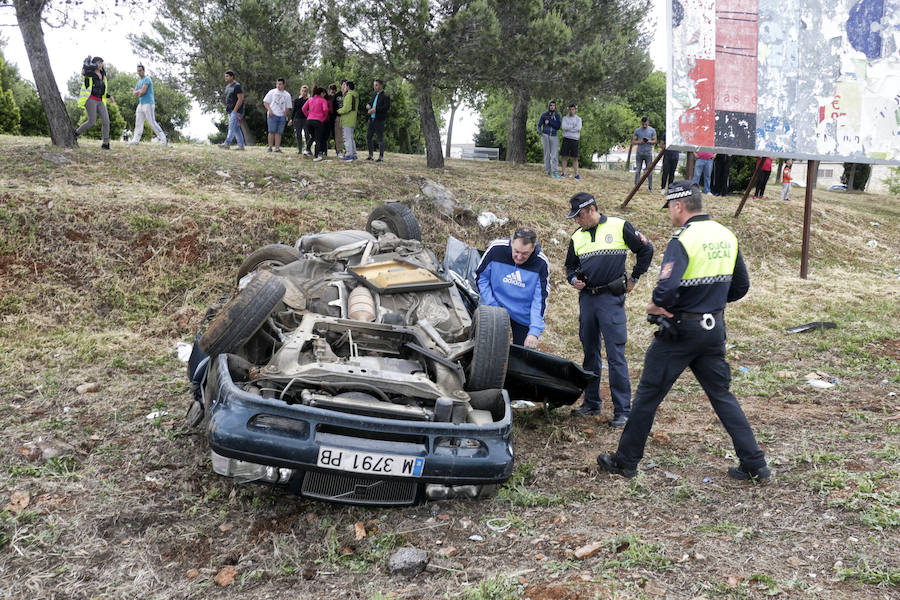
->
<box><xmin>236</xmin><ymin>244</ymin><xmax>299</xmax><ymax>283</ymax></box>
<box><xmin>198</xmin><ymin>273</ymin><xmax>286</xmax><ymax>358</ymax></box>
<box><xmin>366</xmin><ymin>203</ymin><xmax>422</xmax><ymax>241</ymax></box>
<box><xmin>466</xmin><ymin>305</ymin><xmax>510</xmax><ymax>391</ymax></box>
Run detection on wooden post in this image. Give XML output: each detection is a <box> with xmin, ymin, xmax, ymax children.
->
<box><xmin>620</xmin><ymin>149</ymin><xmax>666</xmax><ymax>209</ymax></box>
<box><xmin>800</xmin><ymin>160</ymin><xmax>817</xmax><ymax>279</ymax></box>
<box><xmin>686</xmin><ymin>152</ymin><xmax>696</xmax><ymax>180</ymax></box>
<box><xmin>734</xmin><ymin>159</ymin><xmax>762</xmax><ymax>219</ymax></box>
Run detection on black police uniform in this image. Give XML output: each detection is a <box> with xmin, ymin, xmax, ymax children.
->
<box><xmin>610</xmin><ymin>214</ymin><xmax>767</xmax><ymax>472</ymax></box>
<box><xmin>565</xmin><ymin>215</ymin><xmax>653</xmax><ymax>417</ymax></box>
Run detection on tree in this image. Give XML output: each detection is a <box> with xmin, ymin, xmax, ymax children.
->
<box><xmin>487</xmin><ymin>0</ymin><xmax>652</xmax><ymax>164</ymax></box>
<box><xmin>4</xmin><ymin>0</ymin><xmax>76</xmax><ymax>146</ymax></box>
<box><xmin>0</xmin><ymin>63</ymin><xmax>21</xmax><ymax>133</ymax></box>
<box><xmin>475</xmin><ymin>91</ymin><xmax>638</xmax><ymax>168</ymax></box>
<box><xmin>841</xmin><ymin>163</ymin><xmax>871</xmax><ymax>191</ymax></box>
<box><xmin>133</xmin><ymin>0</ymin><xmax>318</xmax><ymax>143</ymax></box>
<box><xmin>338</xmin><ymin>0</ymin><xmax>501</xmax><ymax>168</ymax></box>
<box><xmin>0</xmin><ymin>45</ymin><xmax>48</xmax><ymax>135</ymax></box>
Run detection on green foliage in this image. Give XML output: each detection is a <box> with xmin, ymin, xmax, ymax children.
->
<box><xmin>837</xmin><ymin>556</ymin><xmax>900</xmax><ymax>586</ymax></box>
<box><xmin>496</xmin><ymin>459</ymin><xmax>563</xmax><ymax>507</ymax></box>
<box><xmin>602</xmin><ymin>534</ymin><xmax>674</xmax><ymax>571</ymax></box>
<box><xmin>462</xmin><ymin>575</ymin><xmax>524</xmax><ymax>600</ymax></box>
<box><xmin>133</xmin><ymin>0</ymin><xmax>318</xmax><ymax>128</ymax></box>
<box><xmin>0</xmin><ymin>58</ymin><xmax>21</xmax><ymax>134</ymax></box>
<box><xmin>476</xmin><ymin>70</ymin><xmax>662</xmax><ymax>163</ymax></box>
<box><xmin>886</xmin><ymin>166</ymin><xmax>900</xmax><ymax>195</ymax></box>
<box><xmin>625</xmin><ymin>71</ymin><xmax>666</xmax><ymax>139</ymax></box>
<box><xmin>841</xmin><ymin>163</ymin><xmax>871</xmax><ymax>190</ymax></box>
<box><xmin>0</xmin><ymin>87</ymin><xmax>20</xmax><ymax>134</ymax></box>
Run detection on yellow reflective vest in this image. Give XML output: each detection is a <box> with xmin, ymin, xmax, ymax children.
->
<box><xmin>677</xmin><ymin>220</ymin><xmax>738</xmax><ymax>286</ymax></box>
<box><xmin>571</xmin><ymin>216</ymin><xmax>628</xmax><ymax>258</ymax></box>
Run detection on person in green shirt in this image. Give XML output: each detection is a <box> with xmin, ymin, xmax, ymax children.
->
<box><xmin>338</xmin><ymin>80</ymin><xmax>360</xmax><ymax>161</ymax></box>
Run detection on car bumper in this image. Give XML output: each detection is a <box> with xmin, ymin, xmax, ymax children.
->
<box><xmin>204</xmin><ymin>355</ymin><xmax>514</xmax><ymax>506</ymax></box>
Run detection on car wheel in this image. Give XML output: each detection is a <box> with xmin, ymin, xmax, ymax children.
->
<box><xmin>465</xmin><ymin>305</ymin><xmax>510</xmax><ymax>391</ymax></box>
<box><xmin>366</xmin><ymin>203</ymin><xmax>422</xmax><ymax>241</ymax></box>
<box><xmin>198</xmin><ymin>272</ymin><xmax>286</xmax><ymax>358</ymax></box>
<box><xmin>236</xmin><ymin>244</ymin><xmax>300</xmax><ymax>283</ymax></box>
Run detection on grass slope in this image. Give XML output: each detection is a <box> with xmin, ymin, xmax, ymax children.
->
<box><xmin>0</xmin><ymin>135</ymin><xmax>898</xmax><ymax>599</ymax></box>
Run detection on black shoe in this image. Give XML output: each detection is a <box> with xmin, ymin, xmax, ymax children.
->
<box><xmin>101</xmin><ymin>143</ymin><xmax>110</xmax><ymax>150</ymax></box>
<box><xmin>727</xmin><ymin>464</ymin><xmax>771</xmax><ymax>482</ymax></box>
<box><xmin>609</xmin><ymin>414</ymin><xmax>628</xmax><ymax>427</ymax></box>
<box><xmin>375</xmin><ymin>158</ymin><xmax>383</xmax><ymax>162</ymax></box>
<box><xmin>572</xmin><ymin>405</ymin><xmax>602</xmax><ymax>416</ymax></box>
<box><xmin>366</xmin><ymin>156</ymin><xmax>373</xmax><ymax>161</ymax></box>
<box><xmin>596</xmin><ymin>454</ymin><xmax>637</xmax><ymax>479</ymax></box>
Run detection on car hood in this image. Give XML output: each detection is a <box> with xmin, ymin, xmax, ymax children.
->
<box><xmin>504</xmin><ymin>345</ymin><xmax>597</xmax><ymax>407</ymax></box>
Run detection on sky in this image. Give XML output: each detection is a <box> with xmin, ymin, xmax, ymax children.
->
<box><xmin>1</xmin><ymin>1</ymin><xmax>666</xmax><ymax>144</ymax></box>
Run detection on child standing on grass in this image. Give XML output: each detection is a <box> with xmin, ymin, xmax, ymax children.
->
<box><xmin>779</xmin><ymin>159</ymin><xmax>793</xmax><ymax>202</ymax></box>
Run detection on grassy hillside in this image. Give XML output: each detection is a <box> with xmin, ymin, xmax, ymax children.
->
<box><xmin>0</xmin><ymin>136</ymin><xmax>898</xmax><ymax>599</ymax></box>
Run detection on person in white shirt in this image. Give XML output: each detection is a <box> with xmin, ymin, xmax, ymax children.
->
<box><xmin>560</xmin><ymin>104</ymin><xmax>583</xmax><ymax>180</ymax></box>
<box><xmin>263</xmin><ymin>78</ymin><xmax>292</xmax><ymax>153</ymax></box>
<box><xmin>129</xmin><ymin>63</ymin><xmax>167</xmax><ymax>146</ymax></box>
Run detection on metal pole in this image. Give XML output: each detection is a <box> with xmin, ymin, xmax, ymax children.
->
<box><xmin>620</xmin><ymin>149</ymin><xmax>666</xmax><ymax>209</ymax></box>
<box><xmin>734</xmin><ymin>159</ymin><xmax>762</xmax><ymax>219</ymax></box>
<box><xmin>800</xmin><ymin>160</ymin><xmax>817</xmax><ymax>279</ymax></box>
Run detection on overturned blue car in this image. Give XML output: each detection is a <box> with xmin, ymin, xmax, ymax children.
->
<box><xmin>186</xmin><ymin>204</ymin><xmax>594</xmax><ymax>506</ymax></box>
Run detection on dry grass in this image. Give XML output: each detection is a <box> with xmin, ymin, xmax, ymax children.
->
<box><xmin>0</xmin><ymin>134</ymin><xmax>898</xmax><ymax>599</ymax></box>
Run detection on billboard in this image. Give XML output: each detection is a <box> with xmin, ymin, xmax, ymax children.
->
<box><xmin>666</xmin><ymin>0</ymin><xmax>900</xmax><ymax>165</ymax></box>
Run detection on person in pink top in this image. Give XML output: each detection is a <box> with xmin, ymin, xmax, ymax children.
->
<box><xmin>302</xmin><ymin>86</ymin><xmax>331</xmax><ymax>161</ymax></box>
<box><xmin>753</xmin><ymin>157</ymin><xmax>773</xmax><ymax>199</ymax></box>
<box><xmin>692</xmin><ymin>151</ymin><xmax>715</xmax><ymax>194</ymax></box>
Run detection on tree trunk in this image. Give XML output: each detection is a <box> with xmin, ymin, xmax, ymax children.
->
<box><xmin>506</xmin><ymin>88</ymin><xmax>529</xmax><ymax>164</ymax></box>
<box><xmin>445</xmin><ymin>101</ymin><xmax>457</xmax><ymax>158</ymax></box>
<box><xmin>626</xmin><ymin>143</ymin><xmax>633</xmax><ymax>171</ymax></box>
<box><xmin>416</xmin><ymin>86</ymin><xmax>444</xmax><ymax>169</ymax></box>
<box><xmin>15</xmin><ymin>0</ymin><xmax>76</xmax><ymax>148</ymax></box>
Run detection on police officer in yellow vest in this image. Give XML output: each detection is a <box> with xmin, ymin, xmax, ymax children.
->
<box><xmin>565</xmin><ymin>192</ymin><xmax>653</xmax><ymax>426</ymax></box>
<box><xmin>597</xmin><ymin>181</ymin><xmax>770</xmax><ymax>482</ymax></box>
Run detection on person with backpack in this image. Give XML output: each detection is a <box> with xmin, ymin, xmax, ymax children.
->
<box><xmin>74</xmin><ymin>56</ymin><xmax>115</xmax><ymax>149</ymax></box>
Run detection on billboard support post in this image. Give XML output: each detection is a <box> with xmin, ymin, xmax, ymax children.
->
<box><xmin>800</xmin><ymin>160</ymin><xmax>818</xmax><ymax>279</ymax></box>
<box><xmin>620</xmin><ymin>149</ymin><xmax>665</xmax><ymax>209</ymax></box>
<box><xmin>734</xmin><ymin>159</ymin><xmax>762</xmax><ymax>219</ymax></box>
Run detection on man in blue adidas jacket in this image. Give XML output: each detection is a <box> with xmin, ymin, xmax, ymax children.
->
<box><xmin>475</xmin><ymin>228</ymin><xmax>550</xmax><ymax>349</ymax></box>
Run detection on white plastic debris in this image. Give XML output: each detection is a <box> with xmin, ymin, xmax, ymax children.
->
<box><xmin>477</xmin><ymin>211</ymin><xmax>508</xmax><ymax>229</ymax></box>
<box><xmin>145</xmin><ymin>410</ymin><xmax>170</xmax><ymax>420</ymax></box>
<box><xmin>485</xmin><ymin>518</ymin><xmax>512</xmax><ymax>532</ymax></box>
<box><xmin>468</xmin><ymin>534</ymin><xmax>484</xmax><ymax>542</ymax></box>
<box><xmin>215</xmin><ymin>170</ymin><xmax>230</xmax><ymax>178</ymax></box>
<box><xmin>866</xmin><ymin>239</ymin><xmax>878</xmax><ymax>247</ymax></box>
<box><xmin>807</xmin><ymin>379</ymin><xmax>835</xmax><ymax>389</ymax></box>
<box><xmin>175</xmin><ymin>341</ymin><xmax>193</xmax><ymax>362</ymax></box>
<box><xmin>511</xmin><ymin>400</ymin><xmax>536</xmax><ymax>409</ymax></box>
<box><xmin>869</xmin><ymin>221</ymin><xmax>880</xmax><ymax>226</ymax></box>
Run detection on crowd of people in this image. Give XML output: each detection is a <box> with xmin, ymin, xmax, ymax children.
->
<box><xmin>218</xmin><ymin>72</ymin><xmax>390</xmax><ymax>163</ymax></box>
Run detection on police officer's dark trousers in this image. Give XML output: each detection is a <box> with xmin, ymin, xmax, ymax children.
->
<box><xmin>614</xmin><ymin>317</ymin><xmax>765</xmax><ymax>470</ymax></box>
<box><xmin>578</xmin><ymin>292</ymin><xmax>631</xmax><ymax>416</ymax></box>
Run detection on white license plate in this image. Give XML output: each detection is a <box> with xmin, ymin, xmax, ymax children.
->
<box><xmin>317</xmin><ymin>446</ymin><xmax>424</xmax><ymax>477</ymax></box>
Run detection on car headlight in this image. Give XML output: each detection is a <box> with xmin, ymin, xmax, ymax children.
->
<box><xmin>434</xmin><ymin>437</ymin><xmax>486</xmax><ymax>457</ymax></box>
<box><xmin>211</xmin><ymin>451</ymin><xmax>293</xmax><ymax>484</ymax></box>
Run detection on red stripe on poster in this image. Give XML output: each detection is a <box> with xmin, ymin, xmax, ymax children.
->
<box><xmin>679</xmin><ymin>59</ymin><xmax>716</xmax><ymax>147</ymax></box>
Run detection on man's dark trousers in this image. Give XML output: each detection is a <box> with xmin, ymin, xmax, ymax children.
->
<box><xmin>614</xmin><ymin>318</ymin><xmax>766</xmax><ymax>470</ymax></box>
<box><xmin>367</xmin><ymin>118</ymin><xmax>386</xmax><ymax>158</ymax></box>
<box><xmin>579</xmin><ymin>292</ymin><xmax>631</xmax><ymax>416</ymax></box>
